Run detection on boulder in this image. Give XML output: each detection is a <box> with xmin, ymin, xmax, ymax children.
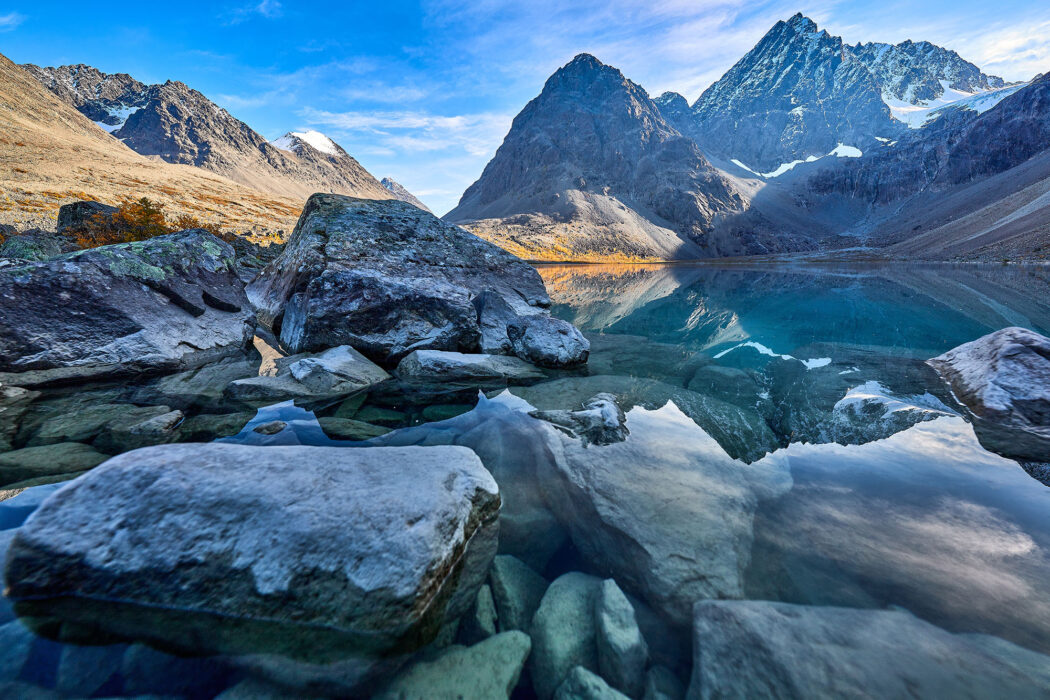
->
<box><xmin>537</xmin><ymin>400</ymin><xmax>791</xmax><ymax>626</ymax></box>
<box><xmin>928</xmin><ymin>327</ymin><xmax>1050</xmax><ymax>460</ymax></box>
<box><xmin>508</xmin><ymin>316</ymin><xmax>590</xmax><ymax>369</ymax></box>
<box><xmin>0</xmin><ymin>231</ymin><xmax>255</xmax><ymax>386</ymax></box>
<box><xmin>554</xmin><ymin>666</ymin><xmax>631</xmax><ymax>700</ymax></box>
<box><xmin>54</xmin><ymin>644</ymin><xmax>125</xmax><ymax>697</ymax></box>
<box><xmin>530</xmin><ymin>572</ymin><xmax>602</xmax><ymax>699</ymax></box>
<box><xmin>56</xmin><ymin>200</ymin><xmax>118</xmax><ymax>233</ymax></box>
<box><xmin>531</xmin><ymin>393</ymin><xmax>628</xmax><ymax>446</ymax></box>
<box><xmin>0</xmin><ymin>232</ymin><xmax>64</xmax><ymax>262</ymax></box>
<box><xmin>376</xmin><ymin>631</ymin><xmax>532</xmax><ymax>700</ymax></box>
<box><xmin>596</xmin><ymin>579</ymin><xmax>648</xmax><ymax>698</ymax></box>
<box><xmin>644</xmin><ymin>666</ymin><xmax>685</xmax><ymax>700</ymax></box>
<box><xmin>0</xmin><ymin>442</ymin><xmax>108</xmax><ymax>487</ymax></box>
<box><xmin>460</xmin><ymin>583</ymin><xmax>499</xmax><ymax>644</ymax></box>
<box><xmin>246</xmin><ymin>194</ymin><xmax>587</xmax><ymax>367</ymax></box>
<box><xmin>398</xmin><ymin>350</ymin><xmax>545</xmax><ymax>382</ymax></box>
<box><xmin>4</xmin><ymin>443</ymin><xmax>500</xmax><ymax>693</ymax></box>
<box><xmin>225</xmin><ymin>345</ymin><xmax>389</xmax><ymax>402</ymax></box>
<box><xmin>490</xmin><ymin>555</ymin><xmax>549</xmax><ymax>633</ymax></box>
<box><xmin>687</xmin><ymin>601</ymin><xmax>1050</xmax><ymax>700</ymax></box>
<box><xmin>0</xmin><ymin>621</ymin><xmax>34</xmax><ymax>682</ymax></box>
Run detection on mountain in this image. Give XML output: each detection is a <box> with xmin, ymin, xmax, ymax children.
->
<box><xmin>445</xmin><ymin>54</ymin><xmax>757</xmax><ymax>261</ymax></box>
<box><xmin>380</xmin><ymin>177</ymin><xmax>432</xmax><ymax>213</ymax></box>
<box><xmin>688</xmin><ymin>14</ymin><xmax>1014</xmax><ymax>173</ymax></box>
<box><xmin>802</xmin><ymin>72</ymin><xmax>1050</xmax><ymax>260</ymax></box>
<box><xmin>24</xmin><ymin>64</ymin><xmax>391</xmax><ymax>202</ymax></box>
<box><xmin>0</xmin><ymin>52</ymin><xmax>300</xmax><ymax>233</ymax></box>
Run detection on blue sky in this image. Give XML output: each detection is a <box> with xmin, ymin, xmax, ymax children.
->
<box><xmin>2</xmin><ymin>1</ymin><xmax>1049</xmax><ymax>214</ymax></box>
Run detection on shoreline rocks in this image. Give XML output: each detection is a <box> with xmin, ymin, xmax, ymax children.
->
<box><xmin>397</xmin><ymin>350</ymin><xmax>545</xmax><ymax>382</ymax></box>
<box><xmin>225</xmin><ymin>344</ymin><xmax>390</xmax><ymax>402</ymax></box>
<box><xmin>0</xmin><ymin>230</ymin><xmax>255</xmax><ymax>386</ymax></box>
<box><xmin>4</xmin><ymin>442</ymin><xmax>501</xmax><ymax>693</ymax></box>
<box><xmin>246</xmin><ymin>194</ymin><xmax>588</xmax><ymax>368</ymax></box>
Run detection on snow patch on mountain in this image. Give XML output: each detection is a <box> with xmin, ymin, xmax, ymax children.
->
<box><xmin>884</xmin><ymin>81</ymin><xmax>1025</xmax><ymax>128</ymax></box>
<box><xmin>94</xmin><ymin>104</ymin><xmax>141</xmax><ymax>133</ymax></box>
<box><xmin>731</xmin><ymin>143</ymin><xmax>862</xmax><ymax>178</ymax></box>
<box><xmin>272</xmin><ymin>130</ymin><xmax>339</xmax><ymax>155</ymax></box>
<box><xmin>714</xmin><ymin>340</ymin><xmax>831</xmax><ymax>369</ymax></box>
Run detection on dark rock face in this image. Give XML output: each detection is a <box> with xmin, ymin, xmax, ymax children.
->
<box><xmin>652</xmin><ymin>91</ymin><xmax>693</xmax><ymax>135</ymax></box>
<box><xmin>56</xmin><ymin>200</ymin><xmax>118</xmax><ymax>233</ymax></box>
<box><xmin>445</xmin><ymin>54</ymin><xmax>746</xmax><ymax>259</ymax></box>
<box><xmin>690</xmin><ymin>14</ymin><xmax>1007</xmax><ymax>172</ymax></box>
<box><xmin>248</xmin><ymin>194</ymin><xmax>588</xmax><ymax>367</ymax></box>
<box><xmin>0</xmin><ymin>230</ymin><xmax>254</xmax><ymax>385</ymax></box>
<box><xmin>21</xmin><ymin>63</ymin><xmax>147</xmax><ymax>126</ymax></box>
<box><xmin>380</xmin><ymin>177</ymin><xmax>432</xmax><ymax>213</ymax></box>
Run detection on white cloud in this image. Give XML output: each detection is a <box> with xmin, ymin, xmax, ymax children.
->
<box><xmin>255</xmin><ymin>0</ymin><xmax>282</xmax><ymax>19</ymax></box>
<box><xmin>0</xmin><ymin>11</ymin><xmax>25</xmax><ymax>32</ymax></box>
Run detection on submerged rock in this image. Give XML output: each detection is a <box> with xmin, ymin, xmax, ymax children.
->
<box><xmin>0</xmin><ymin>386</ymin><xmax>38</xmax><ymax>451</ymax></box>
<box><xmin>530</xmin><ymin>572</ymin><xmax>602</xmax><ymax>700</ymax></box>
<box><xmin>596</xmin><ymin>579</ymin><xmax>649</xmax><ymax>698</ymax></box>
<box><xmin>644</xmin><ymin>666</ymin><xmax>685</xmax><ymax>700</ymax></box>
<box><xmin>0</xmin><ymin>230</ymin><xmax>255</xmax><ymax>386</ymax></box>
<box><xmin>490</xmin><ymin>555</ymin><xmax>549</xmax><ymax>633</ymax></box>
<box><xmin>4</xmin><ymin>443</ymin><xmax>500</xmax><ymax>693</ymax></box>
<box><xmin>928</xmin><ymin>327</ymin><xmax>1050</xmax><ymax>460</ymax></box>
<box><xmin>398</xmin><ymin>350</ymin><xmax>544</xmax><ymax>382</ymax></box>
<box><xmin>225</xmin><ymin>344</ymin><xmax>389</xmax><ymax>402</ymax></box>
<box><xmin>376</xmin><ymin>631</ymin><xmax>532</xmax><ymax>700</ymax></box>
<box><xmin>0</xmin><ymin>442</ymin><xmax>108</xmax><ymax>487</ymax></box>
<box><xmin>460</xmin><ymin>583</ymin><xmax>499</xmax><ymax>644</ymax></box>
<box><xmin>554</xmin><ymin>666</ymin><xmax>631</xmax><ymax>700</ymax></box>
<box><xmin>687</xmin><ymin>601</ymin><xmax>1050</xmax><ymax>699</ymax></box>
<box><xmin>247</xmin><ymin>194</ymin><xmax>587</xmax><ymax>367</ymax></box>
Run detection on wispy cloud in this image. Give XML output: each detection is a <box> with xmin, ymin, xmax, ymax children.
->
<box><xmin>0</xmin><ymin>11</ymin><xmax>25</xmax><ymax>32</ymax></box>
<box><xmin>224</xmin><ymin>0</ymin><xmax>283</xmax><ymax>25</ymax></box>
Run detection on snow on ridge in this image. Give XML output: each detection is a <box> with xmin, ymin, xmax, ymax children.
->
<box><xmin>94</xmin><ymin>104</ymin><xmax>141</xmax><ymax>134</ymax></box>
<box><xmin>883</xmin><ymin>80</ymin><xmax>1026</xmax><ymax>128</ymax></box>
<box><xmin>271</xmin><ymin>129</ymin><xmax>340</xmax><ymax>156</ymax></box>
<box><xmin>731</xmin><ymin>143</ymin><xmax>861</xmax><ymax>179</ymax></box>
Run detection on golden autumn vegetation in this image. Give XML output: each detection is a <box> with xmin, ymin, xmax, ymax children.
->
<box><xmin>68</xmin><ymin>197</ymin><xmax>233</xmax><ymax>249</ymax></box>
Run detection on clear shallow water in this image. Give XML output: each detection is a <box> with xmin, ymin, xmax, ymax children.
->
<box><xmin>2</xmin><ymin>263</ymin><xmax>1050</xmax><ymax>697</ymax></box>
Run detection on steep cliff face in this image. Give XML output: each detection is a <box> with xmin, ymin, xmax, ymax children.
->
<box><xmin>446</xmin><ymin>54</ymin><xmax>750</xmax><ymax>260</ymax></box>
<box><xmin>25</xmin><ymin>64</ymin><xmax>391</xmax><ymax>202</ymax></box>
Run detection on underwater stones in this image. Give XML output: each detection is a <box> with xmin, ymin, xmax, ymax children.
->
<box><xmin>27</xmin><ymin>403</ymin><xmax>173</xmax><ymax>448</ymax></box>
<box><xmin>120</xmin><ymin>643</ymin><xmax>230</xmax><ymax>697</ymax></box>
<box><xmin>461</xmin><ymin>583</ymin><xmax>499</xmax><ymax>644</ymax></box>
<box><xmin>54</xmin><ymin>643</ymin><xmax>125</xmax><ymax>697</ymax></box>
<box><xmin>317</xmin><ymin>417</ymin><xmax>390</xmax><ymax>441</ymax></box>
<box><xmin>0</xmin><ymin>621</ymin><xmax>34</xmax><ymax>681</ymax></box>
<box><xmin>596</xmin><ymin>579</ymin><xmax>649</xmax><ymax>698</ymax></box>
<box><xmin>928</xmin><ymin>327</ymin><xmax>1050</xmax><ymax>460</ymax></box>
<box><xmin>225</xmin><ymin>345</ymin><xmax>389</xmax><ymax>402</ymax></box>
<box><xmin>94</xmin><ymin>408</ymin><xmax>184</xmax><ymax>453</ymax></box>
<box><xmin>530</xmin><ymin>572</ymin><xmax>602</xmax><ymax>700</ymax></box>
<box><xmin>246</xmin><ymin>194</ymin><xmax>586</xmax><ymax>368</ymax></box>
<box><xmin>0</xmin><ymin>442</ymin><xmax>108</xmax><ymax>487</ymax></box>
<box><xmin>531</xmin><ymin>392</ymin><xmax>628</xmax><ymax>446</ymax></box>
<box><xmin>0</xmin><ymin>230</ymin><xmax>255</xmax><ymax>386</ymax></box>
<box><xmin>538</xmin><ymin>400</ymin><xmax>791</xmax><ymax>626</ymax></box>
<box><xmin>0</xmin><ymin>386</ymin><xmax>37</xmax><ymax>451</ymax></box>
<box><xmin>554</xmin><ymin>666</ymin><xmax>631</xmax><ymax>700</ymax></box>
<box><xmin>508</xmin><ymin>316</ymin><xmax>590</xmax><ymax>368</ymax></box>
<box><xmin>397</xmin><ymin>350</ymin><xmax>545</xmax><ymax>382</ymax></box>
<box><xmin>4</xmin><ymin>443</ymin><xmax>500</xmax><ymax>687</ymax></box>
<box><xmin>644</xmin><ymin>666</ymin><xmax>685</xmax><ymax>700</ymax></box>
<box><xmin>490</xmin><ymin>555</ymin><xmax>549</xmax><ymax>633</ymax></box>
<box><xmin>376</xmin><ymin>631</ymin><xmax>532</xmax><ymax>700</ymax></box>
<box><xmin>686</xmin><ymin>601</ymin><xmax>1050</xmax><ymax>700</ymax></box>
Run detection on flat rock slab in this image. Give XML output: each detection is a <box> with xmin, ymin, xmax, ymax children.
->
<box><xmin>687</xmin><ymin>601</ymin><xmax>1050</xmax><ymax>700</ymax></box>
<box><xmin>247</xmin><ymin>194</ymin><xmax>587</xmax><ymax>367</ymax></box>
<box><xmin>398</xmin><ymin>350</ymin><xmax>545</xmax><ymax>381</ymax></box>
<box><xmin>4</xmin><ymin>443</ymin><xmax>500</xmax><ymax>671</ymax></box>
<box><xmin>226</xmin><ymin>344</ymin><xmax>390</xmax><ymax>402</ymax></box>
<box><xmin>0</xmin><ymin>230</ymin><xmax>254</xmax><ymax>386</ymax></box>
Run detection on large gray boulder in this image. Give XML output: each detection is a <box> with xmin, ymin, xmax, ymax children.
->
<box><xmin>530</xmin><ymin>572</ymin><xmax>602</xmax><ymax>700</ymax></box>
<box><xmin>397</xmin><ymin>350</ymin><xmax>544</xmax><ymax>382</ymax></box>
<box><xmin>246</xmin><ymin>194</ymin><xmax>587</xmax><ymax>367</ymax></box>
<box><xmin>686</xmin><ymin>601</ymin><xmax>1050</xmax><ymax>700</ymax></box>
<box><xmin>225</xmin><ymin>344</ymin><xmax>390</xmax><ymax>402</ymax></box>
<box><xmin>376</xmin><ymin>631</ymin><xmax>532</xmax><ymax>700</ymax></box>
<box><xmin>538</xmin><ymin>400</ymin><xmax>791</xmax><ymax>625</ymax></box>
<box><xmin>0</xmin><ymin>230</ymin><xmax>255</xmax><ymax>386</ymax></box>
<box><xmin>4</xmin><ymin>443</ymin><xmax>500</xmax><ymax>693</ymax></box>
<box><xmin>56</xmin><ymin>200</ymin><xmax>118</xmax><ymax>233</ymax></box>
<box><xmin>928</xmin><ymin>327</ymin><xmax>1050</xmax><ymax>460</ymax></box>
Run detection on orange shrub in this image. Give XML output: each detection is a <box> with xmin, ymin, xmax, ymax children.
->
<box><xmin>67</xmin><ymin>197</ymin><xmax>232</xmax><ymax>249</ymax></box>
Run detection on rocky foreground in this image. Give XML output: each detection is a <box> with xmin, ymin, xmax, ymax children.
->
<box><xmin>2</xmin><ymin>195</ymin><xmax>1050</xmax><ymax>698</ymax></box>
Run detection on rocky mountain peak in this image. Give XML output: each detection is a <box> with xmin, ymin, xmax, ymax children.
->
<box><xmin>380</xmin><ymin>178</ymin><xmax>432</xmax><ymax>213</ymax></box>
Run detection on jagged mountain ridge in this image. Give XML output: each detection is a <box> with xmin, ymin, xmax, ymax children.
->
<box><xmin>24</xmin><ymin>64</ymin><xmax>392</xmax><ymax>202</ymax></box>
<box><xmin>380</xmin><ymin>177</ymin><xmax>432</xmax><ymax>213</ymax></box>
<box><xmin>446</xmin><ymin>54</ymin><xmax>763</xmax><ymax>261</ymax></box>
<box><xmin>687</xmin><ymin>14</ymin><xmax>1012</xmax><ymax>172</ymax></box>
<box><xmin>0</xmin><ymin>52</ymin><xmax>301</xmax><ymax>233</ymax></box>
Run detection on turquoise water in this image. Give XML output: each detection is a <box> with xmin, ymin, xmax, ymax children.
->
<box><xmin>2</xmin><ymin>263</ymin><xmax>1049</xmax><ymax>697</ymax></box>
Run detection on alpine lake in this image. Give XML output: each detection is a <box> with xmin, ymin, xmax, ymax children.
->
<box><xmin>2</xmin><ymin>262</ymin><xmax>1050</xmax><ymax>698</ymax></box>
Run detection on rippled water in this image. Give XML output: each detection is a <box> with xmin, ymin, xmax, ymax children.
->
<box><xmin>2</xmin><ymin>262</ymin><xmax>1049</xmax><ymax>697</ymax></box>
